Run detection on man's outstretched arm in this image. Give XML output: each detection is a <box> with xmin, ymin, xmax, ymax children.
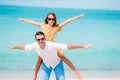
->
<box><xmin>67</xmin><ymin>43</ymin><xmax>92</xmax><ymax>50</ymax></box>
<box><xmin>8</xmin><ymin>45</ymin><xmax>25</xmax><ymax>50</ymax></box>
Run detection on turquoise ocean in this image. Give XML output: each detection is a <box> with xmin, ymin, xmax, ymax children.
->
<box><xmin>0</xmin><ymin>5</ymin><xmax>120</xmax><ymax>72</ymax></box>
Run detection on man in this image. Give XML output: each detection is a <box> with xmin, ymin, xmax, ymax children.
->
<box><xmin>8</xmin><ymin>31</ymin><xmax>92</xmax><ymax>80</ymax></box>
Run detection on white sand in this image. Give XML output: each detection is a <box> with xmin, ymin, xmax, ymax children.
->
<box><xmin>0</xmin><ymin>70</ymin><xmax>120</xmax><ymax>80</ymax></box>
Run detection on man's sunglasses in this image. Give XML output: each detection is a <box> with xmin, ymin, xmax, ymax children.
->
<box><xmin>47</xmin><ymin>18</ymin><xmax>55</xmax><ymax>21</ymax></box>
<box><xmin>36</xmin><ymin>38</ymin><xmax>45</xmax><ymax>41</ymax></box>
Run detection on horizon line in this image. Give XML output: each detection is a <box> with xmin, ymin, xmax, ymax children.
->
<box><xmin>0</xmin><ymin>4</ymin><xmax>120</xmax><ymax>11</ymax></box>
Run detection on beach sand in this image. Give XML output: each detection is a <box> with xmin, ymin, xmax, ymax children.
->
<box><xmin>0</xmin><ymin>70</ymin><xmax>120</xmax><ymax>80</ymax></box>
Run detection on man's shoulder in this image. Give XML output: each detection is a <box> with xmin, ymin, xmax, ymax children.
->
<box><xmin>26</xmin><ymin>42</ymin><xmax>38</xmax><ymax>46</ymax></box>
<box><xmin>46</xmin><ymin>41</ymin><xmax>59</xmax><ymax>47</ymax></box>
<box><xmin>46</xmin><ymin>41</ymin><xmax>64</xmax><ymax>46</ymax></box>
<box><xmin>46</xmin><ymin>41</ymin><xmax>55</xmax><ymax>44</ymax></box>
<box><xmin>25</xmin><ymin>42</ymin><xmax>38</xmax><ymax>50</ymax></box>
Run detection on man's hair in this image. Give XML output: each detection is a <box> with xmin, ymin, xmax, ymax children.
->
<box><xmin>35</xmin><ymin>31</ymin><xmax>45</xmax><ymax>38</ymax></box>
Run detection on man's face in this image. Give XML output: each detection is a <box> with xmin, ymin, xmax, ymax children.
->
<box><xmin>36</xmin><ymin>35</ymin><xmax>45</xmax><ymax>44</ymax></box>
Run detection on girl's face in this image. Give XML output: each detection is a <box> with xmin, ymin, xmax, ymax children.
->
<box><xmin>47</xmin><ymin>14</ymin><xmax>55</xmax><ymax>26</ymax></box>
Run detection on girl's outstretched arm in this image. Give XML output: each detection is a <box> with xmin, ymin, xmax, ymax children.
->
<box><xmin>18</xmin><ymin>18</ymin><xmax>42</xmax><ymax>27</ymax></box>
<box><xmin>59</xmin><ymin>13</ymin><xmax>85</xmax><ymax>28</ymax></box>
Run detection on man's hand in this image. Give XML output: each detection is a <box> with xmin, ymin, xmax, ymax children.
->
<box><xmin>84</xmin><ymin>43</ymin><xmax>93</xmax><ymax>48</ymax></box>
<box><xmin>80</xmin><ymin>13</ymin><xmax>85</xmax><ymax>17</ymax></box>
<box><xmin>18</xmin><ymin>18</ymin><xmax>24</xmax><ymax>21</ymax></box>
<box><xmin>8</xmin><ymin>46</ymin><xmax>15</xmax><ymax>49</ymax></box>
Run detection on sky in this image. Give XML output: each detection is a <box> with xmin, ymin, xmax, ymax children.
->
<box><xmin>0</xmin><ymin>0</ymin><xmax>120</xmax><ymax>10</ymax></box>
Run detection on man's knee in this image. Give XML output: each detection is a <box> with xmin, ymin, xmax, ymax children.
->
<box><xmin>58</xmin><ymin>75</ymin><xmax>65</xmax><ymax>80</ymax></box>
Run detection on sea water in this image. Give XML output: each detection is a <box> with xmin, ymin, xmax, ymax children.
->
<box><xmin>0</xmin><ymin>5</ymin><xmax>120</xmax><ymax>72</ymax></box>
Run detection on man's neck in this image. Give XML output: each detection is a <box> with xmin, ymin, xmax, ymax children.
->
<box><xmin>39</xmin><ymin>42</ymin><xmax>45</xmax><ymax>50</ymax></box>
